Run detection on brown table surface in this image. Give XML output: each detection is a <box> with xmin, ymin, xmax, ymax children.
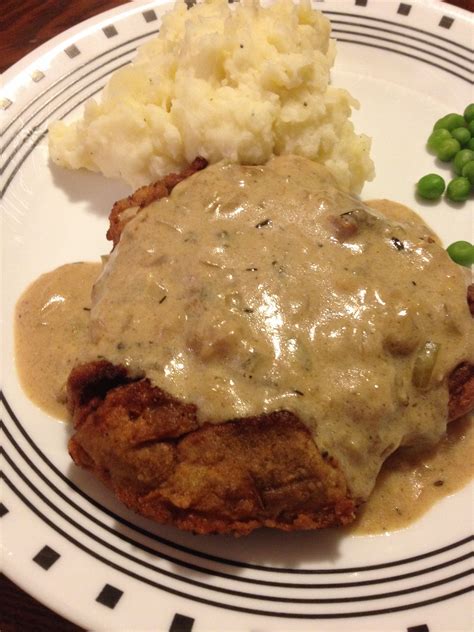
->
<box><xmin>1</xmin><ymin>0</ymin><xmax>472</xmax><ymax>630</ymax></box>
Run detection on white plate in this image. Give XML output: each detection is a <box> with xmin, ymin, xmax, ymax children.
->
<box><xmin>1</xmin><ymin>1</ymin><xmax>473</xmax><ymax>630</ymax></box>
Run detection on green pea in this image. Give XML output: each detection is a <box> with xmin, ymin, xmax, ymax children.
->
<box><xmin>434</xmin><ymin>113</ymin><xmax>466</xmax><ymax>131</ymax></box>
<box><xmin>446</xmin><ymin>176</ymin><xmax>471</xmax><ymax>202</ymax></box>
<box><xmin>468</xmin><ymin>120</ymin><xmax>474</xmax><ymax>136</ymax></box>
<box><xmin>453</xmin><ymin>148</ymin><xmax>474</xmax><ymax>175</ymax></box>
<box><xmin>463</xmin><ymin>103</ymin><xmax>474</xmax><ymax>124</ymax></box>
<box><xmin>468</xmin><ymin>138</ymin><xmax>474</xmax><ymax>151</ymax></box>
<box><xmin>416</xmin><ymin>173</ymin><xmax>446</xmax><ymax>200</ymax></box>
<box><xmin>427</xmin><ymin>128</ymin><xmax>451</xmax><ymax>152</ymax></box>
<box><xmin>446</xmin><ymin>241</ymin><xmax>474</xmax><ymax>267</ymax></box>
<box><xmin>451</xmin><ymin>127</ymin><xmax>471</xmax><ymax>147</ymax></box>
<box><xmin>436</xmin><ymin>138</ymin><xmax>461</xmax><ymax>161</ymax></box>
<box><xmin>461</xmin><ymin>161</ymin><xmax>474</xmax><ymax>185</ymax></box>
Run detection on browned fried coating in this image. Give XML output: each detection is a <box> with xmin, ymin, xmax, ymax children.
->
<box><xmin>448</xmin><ymin>362</ymin><xmax>474</xmax><ymax>422</ymax></box>
<box><xmin>68</xmin><ymin>354</ymin><xmax>474</xmax><ymax>536</ymax></box>
<box><xmin>107</xmin><ymin>157</ymin><xmax>208</xmax><ymax>246</ymax></box>
<box><xmin>448</xmin><ymin>286</ymin><xmax>474</xmax><ymax>419</ymax></box>
<box><xmin>68</xmin><ymin>361</ymin><xmax>356</xmax><ymax>535</ymax></box>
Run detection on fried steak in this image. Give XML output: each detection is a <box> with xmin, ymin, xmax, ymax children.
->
<box><xmin>68</xmin><ymin>160</ymin><xmax>474</xmax><ymax>536</ymax></box>
<box><xmin>107</xmin><ymin>157</ymin><xmax>208</xmax><ymax>247</ymax></box>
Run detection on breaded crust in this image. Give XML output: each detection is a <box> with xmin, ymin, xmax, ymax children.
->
<box><xmin>68</xmin><ymin>361</ymin><xmax>356</xmax><ymax>535</ymax></box>
<box><xmin>68</xmin><ymin>356</ymin><xmax>473</xmax><ymax>536</ymax></box>
<box><xmin>448</xmin><ymin>362</ymin><xmax>474</xmax><ymax>422</ymax></box>
<box><xmin>107</xmin><ymin>157</ymin><xmax>208</xmax><ymax>246</ymax></box>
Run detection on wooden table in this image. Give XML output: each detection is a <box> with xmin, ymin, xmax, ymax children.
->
<box><xmin>1</xmin><ymin>0</ymin><xmax>472</xmax><ymax>629</ymax></box>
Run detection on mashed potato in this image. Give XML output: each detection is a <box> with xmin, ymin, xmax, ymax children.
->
<box><xmin>49</xmin><ymin>0</ymin><xmax>374</xmax><ymax>193</ymax></box>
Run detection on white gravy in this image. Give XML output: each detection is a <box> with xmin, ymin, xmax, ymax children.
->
<box><xmin>15</xmin><ymin>262</ymin><xmax>100</xmax><ymax>420</ymax></box>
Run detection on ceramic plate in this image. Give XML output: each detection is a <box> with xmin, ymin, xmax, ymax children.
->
<box><xmin>1</xmin><ymin>1</ymin><xmax>473</xmax><ymax>630</ymax></box>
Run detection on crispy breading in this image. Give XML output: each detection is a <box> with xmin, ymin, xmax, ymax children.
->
<box><xmin>448</xmin><ymin>361</ymin><xmax>474</xmax><ymax>422</ymax></box>
<box><xmin>107</xmin><ymin>157</ymin><xmax>208</xmax><ymax>246</ymax></box>
<box><xmin>68</xmin><ymin>354</ymin><xmax>473</xmax><ymax>536</ymax></box>
<box><xmin>68</xmin><ymin>360</ymin><xmax>356</xmax><ymax>535</ymax></box>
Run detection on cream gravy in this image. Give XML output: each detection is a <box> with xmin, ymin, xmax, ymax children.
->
<box><xmin>15</xmin><ymin>262</ymin><xmax>101</xmax><ymax>421</ymax></box>
<box><xmin>350</xmin><ymin>414</ymin><xmax>473</xmax><ymax>534</ymax></box>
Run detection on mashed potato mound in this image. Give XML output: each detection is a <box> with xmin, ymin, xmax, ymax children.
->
<box><xmin>49</xmin><ymin>0</ymin><xmax>374</xmax><ymax>193</ymax></box>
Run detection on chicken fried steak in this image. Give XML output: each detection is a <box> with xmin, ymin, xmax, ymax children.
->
<box><xmin>67</xmin><ymin>156</ymin><xmax>474</xmax><ymax>535</ymax></box>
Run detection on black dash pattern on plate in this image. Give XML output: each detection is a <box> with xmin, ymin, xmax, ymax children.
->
<box><xmin>96</xmin><ymin>584</ymin><xmax>123</xmax><ymax>609</ymax></box>
<box><xmin>103</xmin><ymin>25</ymin><xmax>118</xmax><ymax>38</ymax></box>
<box><xmin>64</xmin><ymin>45</ymin><xmax>80</xmax><ymax>59</ymax></box>
<box><xmin>143</xmin><ymin>9</ymin><xmax>157</xmax><ymax>22</ymax></box>
<box><xmin>33</xmin><ymin>545</ymin><xmax>60</xmax><ymax>570</ymax></box>
<box><xmin>169</xmin><ymin>613</ymin><xmax>195</xmax><ymax>632</ymax></box>
<box><xmin>32</xmin><ymin>71</ymin><xmax>45</xmax><ymax>82</ymax></box>
<box><xmin>439</xmin><ymin>16</ymin><xmax>454</xmax><ymax>29</ymax></box>
<box><xmin>355</xmin><ymin>0</ymin><xmax>368</xmax><ymax>6</ymax></box>
<box><xmin>0</xmin><ymin>503</ymin><xmax>9</xmax><ymax>517</ymax></box>
<box><xmin>407</xmin><ymin>625</ymin><xmax>430</xmax><ymax>632</ymax></box>
<box><xmin>398</xmin><ymin>3</ymin><xmax>412</xmax><ymax>16</ymax></box>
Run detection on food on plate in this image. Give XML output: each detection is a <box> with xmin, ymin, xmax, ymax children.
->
<box><xmin>446</xmin><ymin>241</ymin><xmax>474</xmax><ymax>267</ymax></box>
<box><xmin>464</xmin><ymin>104</ymin><xmax>474</xmax><ymax>124</ymax></box>
<box><xmin>15</xmin><ymin>262</ymin><xmax>101</xmax><ymax>420</ymax></box>
<box><xmin>420</xmin><ymin>103</ymin><xmax>474</xmax><ymax>204</ymax></box>
<box><xmin>434</xmin><ymin>113</ymin><xmax>467</xmax><ymax>132</ymax></box>
<box><xmin>462</xmin><ymin>160</ymin><xmax>474</xmax><ymax>184</ymax></box>
<box><xmin>68</xmin><ymin>365</ymin><xmax>356</xmax><ymax>534</ymax></box>
<box><xmin>16</xmin><ymin>0</ymin><xmax>474</xmax><ymax>536</ymax></box>
<box><xmin>48</xmin><ymin>0</ymin><xmax>373</xmax><ymax>194</ymax></box>
<box><xmin>451</xmin><ymin>127</ymin><xmax>471</xmax><ymax>147</ymax></box>
<box><xmin>40</xmin><ymin>155</ymin><xmax>471</xmax><ymax>536</ymax></box>
<box><xmin>436</xmin><ymin>138</ymin><xmax>460</xmax><ymax>162</ymax></box>
<box><xmin>446</xmin><ymin>176</ymin><xmax>471</xmax><ymax>202</ymax></box>
<box><xmin>416</xmin><ymin>173</ymin><xmax>446</xmax><ymax>200</ymax></box>
<box><xmin>351</xmin><ymin>414</ymin><xmax>474</xmax><ymax>534</ymax></box>
<box><xmin>453</xmin><ymin>149</ymin><xmax>474</xmax><ymax>176</ymax></box>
